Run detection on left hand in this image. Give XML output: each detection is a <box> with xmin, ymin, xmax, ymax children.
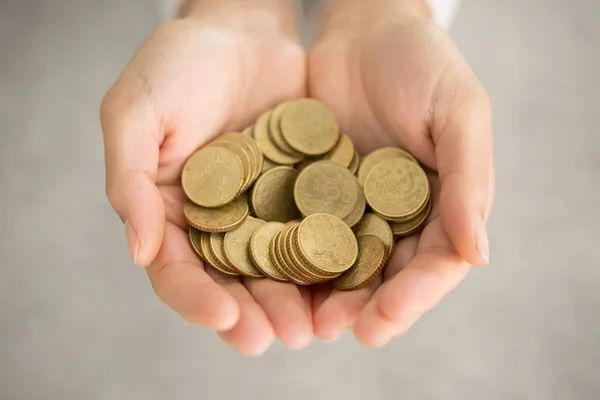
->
<box><xmin>308</xmin><ymin>0</ymin><xmax>495</xmax><ymax>347</ymax></box>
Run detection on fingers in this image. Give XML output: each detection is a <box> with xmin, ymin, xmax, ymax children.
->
<box><xmin>432</xmin><ymin>74</ymin><xmax>494</xmax><ymax>266</ymax></box>
<box><xmin>354</xmin><ymin>217</ymin><xmax>470</xmax><ymax>347</ymax></box>
<box><xmin>146</xmin><ymin>222</ymin><xmax>240</xmax><ymax>331</ymax></box>
<box><xmin>101</xmin><ymin>82</ymin><xmax>165</xmax><ymax>267</ymax></box>
<box><xmin>244</xmin><ymin>279</ymin><xmax>313</xmax><ymax>350</ymax></box>
<box><xmin>215</xmin><ymin>276</ymin><xmax>276</xmax><ymax>357</ymax></box>
<box><xmin>313</xmin><ymin>277</ymin><xmax>381</xmax><ymax>343</ymax></box>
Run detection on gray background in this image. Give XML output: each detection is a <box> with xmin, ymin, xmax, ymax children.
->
<box><xmin>1</xmin><ymin>0</ymin><xmax>599</xmax><ymax>399</ymax></box>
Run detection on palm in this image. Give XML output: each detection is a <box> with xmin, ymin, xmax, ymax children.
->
<box><xmin>308</xmin><ymin>19</ymin><xmax>475</xmax><ymax>344</ymax></box>
<box><xmin>119</xmin><ymin>20</ymin><xmax>311</xmax><ymax>354</ymax></box>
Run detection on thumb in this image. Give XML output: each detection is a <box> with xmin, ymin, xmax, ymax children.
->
<box><xmin>432</xmin><ymin>75</ymin><xmax>495</xmax><ymax>266</ymax></box>
<box><xmin>100</xmin><ymin>88</ymin><xmax>165</xmax><ymax>267</ymax></box>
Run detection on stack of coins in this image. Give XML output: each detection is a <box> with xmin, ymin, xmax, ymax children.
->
<box><xmin>182</xmin><ymin>98</ymin><xmax>431</xmax><ymax>290</ymax></box>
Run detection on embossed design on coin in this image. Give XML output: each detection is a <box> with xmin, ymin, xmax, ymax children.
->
<box><xmin>353</xmin><ymin>213</ymin><xmax>394</xmax><ymax>258</ymax></box>
<box><xmin>364</xmin><ymin>158</ymin><xmax>429</xmax><ymax>219</ymax></box>
<box><xmin>250</xmin><ymin>222</ymin><xmax>288</xmax><ymax>281</ymax></box>
<box><xmin>333</xmin><ymin>235</ymin><xmax>386</xmax><ymax>291</ymax></box>
<box><xmin>294</xmin><ymin>160</ymin><xmax>360</xmax><ymax>220</ymax></box>
<box><xmin>358</xmin><ymin>146</ymin><xmax>418</xmax><ymax>185</ymax></box>
<box><xmin>251</xmin><ymin>166</ymin><xmax>301</xmax><ymax>223</ymax></box>
<box><xmin>182</xmin><ymin>146</ymin><xmax>244</xmax><ymax>208</ymax></box>
<box><xmin>223</xmin><ymin>217</ymin><xmax>266</xmax><ymax>278</ymax></box>
<box><xmin>183</xmin><ymin>195</ymin><xmax>249</xmax><ymax>233</ymax></box>
<box><xmin>280</xmin><ymin>99</ymin><xmax>340</xmax><ymax>156</ymax></box>
<box><xmin>297</xmin><ymin>213</ymin><xmax>358</xmax><ymax>273</ymax></box>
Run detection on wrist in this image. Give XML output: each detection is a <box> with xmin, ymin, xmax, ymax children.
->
<box><xmin>318</xmin><ymin>0</ymin><xmax>433</xmax><ymax>36</ymax></box>
<box><xmin>179</xmin><ymin>0</ymin><xmax>298</xmax><ymax>37</ymax></box>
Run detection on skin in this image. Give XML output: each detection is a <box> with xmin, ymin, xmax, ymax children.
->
<box><xmin>100</xmin><ymin>0</ymin><xmax>494</xmax><ymax>354</ymax></box>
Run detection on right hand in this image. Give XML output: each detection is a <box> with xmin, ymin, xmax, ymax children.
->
<box><xmin>100</xmin><ymin>4</ymin><xmax>311</xmax><ymax>356</ymax></box>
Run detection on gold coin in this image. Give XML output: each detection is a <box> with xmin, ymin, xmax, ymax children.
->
<box><xmin>269</xmin><ymin>101</ymin><xmax>303</xmax><ymax>156</ymax></box>
<box><xmin>342</xmin><ymin>180</ymin><xmax>366</xmax><ymax>228</ymax></box>
<box><xmin>223</xmin><ymin>217</ymin><xmax>266</xmax><ymax>278</ymax></box>
<box><xmin>296</xmin><ymin>213</ymin><xmax>358</xmax><ymax>274</ymax></box>
<box><xmin>294</xmin><ymin>157</ymin><xmax>317</xmax><ymax>172</ymax></box>
<box><xmin>280</xmin><ymin>225</ymin><xmax>319</xmax><ymax>285</ymax></box>
<box><xmin>183</xmin><ymin>195</ymin><xmax>249</xmax><ymax>233</ymax></box>
<box><xmin>390</xmin><ymin>197</ymin><xmax>432</xmax><ymax>237</ymax></box>
<box><xmin>254</xmin><ymin>109</ymin><xmax>303</xmax><ymax>165</ymax></box>
<box><xmin>270</xmin><ymin>225</ymin><xmax>306</xmax><ymax>285</ymax></box>
<box><xmin>280</xmin><ymin>98</ymin><xmax>340</xmax><ymax>156</ymax></box>
<box><xmin>212</xmin><ymin>140</ymin><xmax>252</xmax><ymax>191</ymax></box>
<box><xmin>287</xmin><ymin>224</ymin><xmax>337</xmax><ymax>282</ymax></box>
<box><xmin>364</xmin><ymin>158</ymin><xmax>429</xmax><ymax>220</ymax></box>
<box><xmin>261</xmin><ymin>158</ymin><xmax>279</xmax><ymax>173</ymax></box>
<box><xmin>249</xmin><ymin>222</ymin><xmax>288</xmax><ymax>282</ymax></box>
<box><xmin>189</xmin><ymin>227</ymin><xmax>205</xmax><ymax>261</ymax></box>
<box><xmin>209</xmin><ymin>232</ymin><xmax>240</xmax><ymax>275</ymax></box>
<box><xmin>324</xmin><ymin>134</ymin><xmax>354</xmax><ymax>168</ymax></box>
<box><xmin>251</xmin><ymin>166</ymin><xmax>301</xmax><ymax>222</ymax></box>
<box><xmin>353</xmin><ymin>213</ymin><xmax>394</xmax><ymax>259</ymax></box>
<box><xmin>284</xmin><ymin>219</ymin><xmax>302</xmax><ymax>227</ymax></box>
<box><xmin>357</xmin><ymin>146</ymin><xmax>418</xmax><ymax>185</ymax></box>
<box><xmin>242</xmin><ymin>125</ymin><xmax>254</xmax><ymax>137</ymax></box>
<box><xmin>182</xmin><ymin>146</ymin><xmax>244</xmax><ymax>208</ymax></box>
<box><xmin>332</xmin><ymin>235</ymin><xmax>386</xmax><ymax>291</ymax></box>
<box><xmin>348</xmin><ymin>150</ymin><xmax>360</xmax><ymax>175</ymax></box>
<box><xmin>375</xmin><ymin>186</ymin><xmax>430</xmax><ymax>223</ymax></box>
<box><xmin>216</xmin><ymin>133</ymin><xmax>264</xmax><ymax>189</ymax></box>
<box><xmin>201</xmin><ymin>232</ymin><xmax>239</xmax><ymax>276</ymax></box>
<box><xmin>294</xmin><ymin>160</ymin><xmax>361</xmax><ymax>221</ymax></box>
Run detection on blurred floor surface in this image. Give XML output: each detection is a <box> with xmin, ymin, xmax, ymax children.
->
<box><xmin>0</xmin><ymin>0</ymin><xmax>599</xmax><ymax>399</ymax></box>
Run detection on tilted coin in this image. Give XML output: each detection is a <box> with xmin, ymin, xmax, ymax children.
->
<box><xmin>348</xmin><ymin>150</ymin><xmax>360</xmax><ymax>175</ymax></box>
<box><xmin>251</xmin><ymin>166</ymin><xmax>301</xmax><ymax>223</ymax></box>
<box><xmin>216</xmin><ymin>132</ymin><xmax>264</xmax><ymax>188</ymax></box>
<box><xmin>212</xmin><ymin>139</ymin><xmax>252</xmax><ymax>190</ymax></box>
<box><xmin>294</xmin><ymin>160</ymin><xmax>361</xmax><ymax>221</ymax></box>
<box><xmin>209</xmin><ymin>232</ymin><xmax>240</xmax><ymax>275</ymax></box>
<box><xmin>254</xmin><ymin>109</ymin><xmax>303</xmax><ymax>165</ymax></box>
<box><xmin>332</xmin><ymin>235</ymin><xmax>386</xmax><ymax>291</ymax></box>
<box><xmin>296</xmin><ymin>213</ymin><xmax>359</xmax><ymax>274</ymax></box>
<box><xmin>183</xmin><ymin>195</ymin><xmax>249</xmax><ymax>233</ymax></box>
<box><xmin>261</xmin><ymin>157</ymin><xmax>279</xmax><ymax>173</ymax></box>
<box><xmin>390</xmin><ymin>197</ymin><xmax>432</xmax><ymax>237</ymax></box>
<box><xmin>223</xmin><ymin>217</ymin><xmax>266</xmax><ymax>278</ymax></box>
<box><xmin>280</xmin><ymin>224</ymin><xmax>318</xmax><ymax>285</ymax></box>
<box><xmin>270</xmin><ymin>225</ymin><xmax>306</xmax><ymax>285</ymax></box>
<box><xmin>358</xmin><ymin>146</ymin><xmax>418</xmax><ymax>185</ymax></box>
<box><xmin>189</xmin><ymin>227</ymin><xmax>205</xmax><ymax>261</ymax></box>
<box><xmin>364</xmin><ymin>158</ymin><xmax>429</xmax><ymax>220</ymax></box>
<box><xmin>242</xmin><ymin>125</ymin><xmax>254</xmax><ymax>137</ymax></box>
<box><xmin>353</xmin><ymin>213</ymin><xmax>394</xmax><ymax>258</ymax></box>
<box><xmin>280</xmin><ymin>98</ymin><xmax>340</xmax><ymax>156</ymax></box>
<box><xmin>182</xmin><ymin>146</ymin><xmax>244</xmax><ymax>208</ymax></box>
<box><xmin>323</xmin><ymin>134</ymin><xmax>355</xmax><ymax>168</ymax></box>
<box><xmin>201</xmin><ymin>232</ymin><xmax>239</xmax><ymax>276</ymax></box>
<box><xmin>249</xmin><ymin>222</ymin><xmax>288</xmax><ymax>282</ymax></box>
<box><xmin>342</xmin><ymin>179</ymin><xmax>366</xmax><ymax>228</ymax></box>
<box><xmin>269</xmin><ymin>101</ymin><xmax>303</xmax><ymax>156</ymax></box>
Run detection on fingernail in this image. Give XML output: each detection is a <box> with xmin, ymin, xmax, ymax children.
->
<box><xmin>124</xmin><ymin>220</ymin><xmax>140</xmax><ymax>265</ymax></box>
<box><xmin>475</xmin><ymin>218</ymin><xmax>490</xmax><ymax>264</ymax></box>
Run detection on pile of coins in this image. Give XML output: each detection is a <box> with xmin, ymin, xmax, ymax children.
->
<box><xmin>181</xmin><ymin>98</ymin><xmax>431</xmax><ymax>290</ymax></box>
